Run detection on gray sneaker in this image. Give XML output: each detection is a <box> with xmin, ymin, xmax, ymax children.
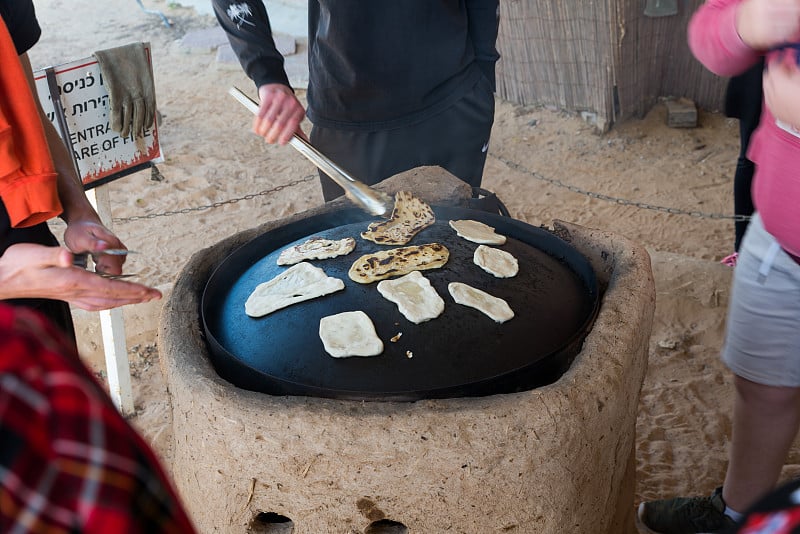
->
<box><xmin>636</xmin><ymin>487</ymin><xmax>738</xmax><ymax>534</ymax></box>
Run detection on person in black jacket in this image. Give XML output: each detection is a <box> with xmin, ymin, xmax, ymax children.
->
<box><xmin>721</xmin><ymin>58</ymin><xmax>764</xmax><ymax>266</ymax></box>
<box><xmin>213</xmin><ymin>0</ymin><xmax>500</xmax><ymax>201</ymax></box>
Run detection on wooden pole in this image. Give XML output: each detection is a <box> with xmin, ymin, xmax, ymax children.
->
<box><xmin>86</xmin><ymin>186</ymin><xmax>134</xmax><ymax>416</ymax></box>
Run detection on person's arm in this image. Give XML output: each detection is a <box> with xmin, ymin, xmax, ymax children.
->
<box><xmin>736</xmin><ymin>0</ymin><xmax>800</xmax><ymax>129</ymax></box>
<box><xmin>688</xmin><ymin>0</ymin><xmax>800</xmax><ymax>77</ymax></box>
<box><xmin>0</xmin><ymin>53</ymin><xmax>162</xmax><ymax>309</ymax></box>
<box><xmin>212</xmin><ymin>0</ymin><xmax>305</xmax><ymax>145</ymax></box>
<box><xmin>688</xmin><ymin>0</ymin><xmax>762</xmax><ymax>77</ymax></box>
<box><xmin>212</xmin><ymin>0</ymin><xmax>290</xmax><ymax>89</ymax></box>
<box><xmin>466</xmin><ymin>0</ymin><xmax>500</xmax><ymax>90</ymax></box>
<box><xmin>19</xmin><ymin>52</ymin><xmax>127</xmax><ymax>275</ymax></box>
<box><xmin>0</xmin><ymin>243</ymin><xmax>160</xmax><ymax>311</ymax></box>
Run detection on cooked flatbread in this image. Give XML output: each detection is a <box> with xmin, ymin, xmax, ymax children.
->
<box><xmin>360</xmin><ymin>191</ymin><xmax>435</xmax><ymax>245</ymax></box>
<box><xmin>348</xmin><ymin>243</ymin><xmax>450</xmax><ymax>284</ymax></box>
<box><xmin>245</xmin><ymin>262</ymin><xmax>345</xmax><ymax>318</ymax></box>
<box><xmin>319</xmin><ymin>311</ymin><xmax>384</xmax><ymax>358</ymax></box>
<box><xmin>277</xmin><ymin>236</ymin><xmax>356</xmax><ymax>265</ymax></box>
<box><xmin>448</xmin><ymin>282</ymin><xmax>514</xmax><ymax>323</ymax></box>
<box><xmin>449</xmin><ymin>219</ymin><xmax>507</xmax><ymax>245</ymax></box>
<box><xmin>377</xmin><ymin>271</ymin><xmax>445</xmax><ymax>324</ymax></box>
<box><xmin>473</xmin><ymin>245</ymin><xmax>519</xmax><ymax>278</ymax></box>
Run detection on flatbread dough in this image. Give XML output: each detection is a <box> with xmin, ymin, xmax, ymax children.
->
<box><xmin>348</xmin><ymin>243</ymin><xmax>450</xmax><ymax>284</ymax></box>
<box><xmin>245</xmin><ymin>262</ymin><xmax>345</xmax><ymax>318</ymax></box>
<box><xmin>377</xmin><ymin>271</ymin><xmax>445</xmax><ymax>324</ymax></box>
<box><xmin>448</xmin><ymin>282</ymin><xmax>514</xmax><ymax>323</ymax></box>
<box><xmin>277</xmin><ymin>236</ymin><xmax>356</xmax><ymax>265</ymax></box>
<box><xmin>473</xmin><ymin>245</ymin><xmax>519</xmax><ymax>278</ymax></box>
<box><xmin>319</xmin><ymin>311</ymin><xmax>384</xmax><ymax>358</ymax></box>
<box><xmin>361</xmin><ymin>191</ymin><xmax>436</xmax><ymax>245</ymax></box>
<box><xmin>449</xmin><ymin>219</ymin><xmax>507</xmax><ymax>245</ymax></box>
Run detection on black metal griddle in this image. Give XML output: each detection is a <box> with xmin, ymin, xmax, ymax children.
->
<box><xmin>201</xmin><ymin>206</ymin><xmax>599</xmax><ymax>401</ymax></box>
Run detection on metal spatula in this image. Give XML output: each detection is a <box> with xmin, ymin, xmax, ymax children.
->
<box><xmin>228</xmin><ymin>87</ymin><xmax>393</xmax><ymax>218</ymax></box>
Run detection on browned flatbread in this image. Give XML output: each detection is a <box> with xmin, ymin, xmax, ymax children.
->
<box><xmin>348</xmin><ymin>243</ymin><xmax>450</xmax><ymax>284</ymax></box>
<box><xmin>360</xmin><ymin>191</ymin><xmax>435</xmax><ymax>245</ymax></box>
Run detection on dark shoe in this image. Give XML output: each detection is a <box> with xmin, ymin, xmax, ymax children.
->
<box><xmin>637</xmin><ymin>487</ymin><xmax>738</xmax><ymax>533</ymax></box>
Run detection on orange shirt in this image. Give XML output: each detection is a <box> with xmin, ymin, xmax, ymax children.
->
<box><xmin>0</xmin><ymin>15</ymin><xmax>61</xmax><ymax>228</ymax></box>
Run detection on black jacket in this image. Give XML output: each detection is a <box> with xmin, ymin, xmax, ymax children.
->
<box><xmin>0</xmin><ymin>0</ymin><xmax>40</xmax><ymax>55</ymax></box>
<box><xmin>212</xmin><ymin>0</ymin><xmax>500</xmax><ymax>131</ymax></box>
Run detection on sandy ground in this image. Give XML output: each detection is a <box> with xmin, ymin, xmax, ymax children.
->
<box><xmin>26</xmin><ymin>0</ymin><xmax>800</xmax><ymax>528</ymax></box>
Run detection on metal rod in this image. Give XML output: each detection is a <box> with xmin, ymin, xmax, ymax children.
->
<box><xmin>228</xmin><ymin>86</ymin><xmax>391</xmax><ymax>217</ymax></box>
<box><xmin>45</xmin><ymin>67</ymin><xmax>82</xmax><ymax>184</ymax></box>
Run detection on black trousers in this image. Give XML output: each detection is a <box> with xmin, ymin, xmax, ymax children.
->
<box><xmin>734</xmin><ymin>120</ymin><xmax>757</xmax><ymax>251</ymax></box>
<box><xmin>724</xmin><ymin>59</ymin><xmax>763</xmax><ymax>252</ymax></box>
<box><xmin>310</xmin><ymin>75</ymin><xmax>496</xmax><ymax>202</ymax></box>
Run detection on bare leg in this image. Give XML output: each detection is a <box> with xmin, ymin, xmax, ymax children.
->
<box><xmin>723</xmin><ymin>375</ymin><xmax>800</xmax><ymax>512</ymax></box>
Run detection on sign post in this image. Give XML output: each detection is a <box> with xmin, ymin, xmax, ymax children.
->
<box><xmin>34</xmin><ymin>45</ymin><xmax>161</xmax><ymax>415</ymax></box>
<box><xmin>88</xmin><ymin>186</ymin><xmax>133</xmax><ymax>415</ymax></box>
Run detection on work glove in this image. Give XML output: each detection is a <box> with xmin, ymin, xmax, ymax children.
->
<box><xmin>93</xmin><ymin>42</ymin><xmax>156</xmax><ymax>139</ymax></box>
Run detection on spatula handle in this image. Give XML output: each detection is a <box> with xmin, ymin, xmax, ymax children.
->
<box><xmin>228</xmin><ymin>87</ymin><xmax>392</xmax><ymax>217</ymax></box>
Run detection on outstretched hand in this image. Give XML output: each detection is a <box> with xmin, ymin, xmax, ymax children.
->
<box><xmin>0</xmin><ymin>243</ymin><xmax>161</xmax><ymax>311</ymax></box>
<box><xmin>255</xmin><ymin>83</ymin><xmax>306</xmax><ymax>145</ymax></box>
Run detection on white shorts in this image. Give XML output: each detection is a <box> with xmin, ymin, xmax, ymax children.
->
<box><xmin>721</xmin><ymin>213</ymin><xmax>800</xmax><ymax>387</ymax></box>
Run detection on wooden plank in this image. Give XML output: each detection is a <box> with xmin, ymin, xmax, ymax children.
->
<box><xmin>86</xmin><ymin>186</ymin><xmax>134</xmax><ymax>415</ymax></box>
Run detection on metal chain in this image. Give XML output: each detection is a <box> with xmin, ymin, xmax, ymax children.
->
<box><xmin>490</xmin><ymin>154</ymin><xmax>752</xmax><ymax>222</ymax></box>
<box><xmin>76</xmin><ymin>154</ymin><xmax>749</xmax><ymax>225</ymax></box>
<box><xmin>112</xmin><ymin>175</ymin><xmax>316</xmax><ymax>223</ymax></box>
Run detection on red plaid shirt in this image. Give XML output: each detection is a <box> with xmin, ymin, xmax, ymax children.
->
<box><xmin>735</xmin><ymin>478</ymin><xmax>800</xmax><ymax>534</ymax></box>
<box><xmin>0</xmin><ymin>304</ymin><xmax>196</xmax><ymax>533</ymax></box>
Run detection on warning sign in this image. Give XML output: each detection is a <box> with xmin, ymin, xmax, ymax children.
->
<box><xmin>33</xmin><ymin>44</ymin><xmax>161</xmax><ymax>186</ymax></box>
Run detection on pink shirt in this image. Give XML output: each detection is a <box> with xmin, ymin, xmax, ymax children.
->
<box><xmin>688</xmin><ymin>0</ymin><xmax>800</xmax><ymax>256</ymax></box>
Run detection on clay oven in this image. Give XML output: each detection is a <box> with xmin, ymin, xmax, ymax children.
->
<box><xmin>159</xmin><ymin>168</ymin><xmax>655</xmax><ymax>533</ymax></box>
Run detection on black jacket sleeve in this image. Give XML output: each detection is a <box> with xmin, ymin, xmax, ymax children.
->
<box><xmin>211</xmin><ymin>0</ymin><xmax>291</xmax><ymax>89</ymax></box>
<box><xmin>466</xmin><ymin>0</ymin><xmax>500</xmax><ymax>91</ymax></box>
